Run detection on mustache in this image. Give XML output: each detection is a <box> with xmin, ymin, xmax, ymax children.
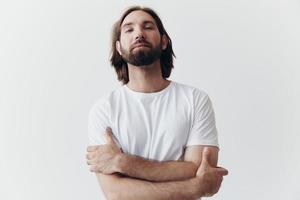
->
<box><xmin>131</xmin><ymin>39</ymin><xmax>151</xmax><ymax>50</ymax></box>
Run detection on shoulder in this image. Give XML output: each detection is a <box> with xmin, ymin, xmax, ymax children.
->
<box><xmin>172</xmin><ymin>81</ymin><xmax>210</xmax><ymax>102</ymax></box>
<box><xmin>89</xmin><ymin>86</ymin><xmax>124</xmax><ymax>115</ymax></box>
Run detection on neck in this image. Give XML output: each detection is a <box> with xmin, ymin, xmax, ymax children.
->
<box><xmin>126</xmin><ymin>60</ymin><xmax>171</xmax><ymax>93</ymax></box>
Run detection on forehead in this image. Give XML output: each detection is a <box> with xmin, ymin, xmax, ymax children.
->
<box><xmin>121</xmin><ymin>10</ymin><xmax>156</xmax><ymax>27</ymax></box>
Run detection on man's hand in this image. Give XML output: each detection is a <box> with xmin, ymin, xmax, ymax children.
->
<box><xmin>86</xmin><ymin>127</ymin><xmax>122</xmax><ymax>174</ymax></box>
<box><xmin>195</xmin><ymin>147</ymin><xmax>228</xmax><ymax>197</ymax></box>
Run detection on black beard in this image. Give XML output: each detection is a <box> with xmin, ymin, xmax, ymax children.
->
<box><xmin>120</xmin><ymin>44</ymin><xmax>162</xmax><ymax>67</ymax></box>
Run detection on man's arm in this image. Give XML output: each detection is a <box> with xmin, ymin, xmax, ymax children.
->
<box><xmin>116</xmin><ymin>154</ymin><xmax>198</xmax><ymax>182</ymax></box>
<box><xmin>96</xmin><ymin>173</ymin><xmax>200</xmax><ymax>200</ymax></box>
<box><xmin>115</xmin><ymin>145</ymin><xmax>218</xmax><ymax>182</ymax></box>
<box><xmin>94</xmin><ymin>147</ymin><xmax>227</xmax><ymax>200</ymax></box>
<box><xmin>184</xmin><ymin>145</ymin><xmax>218</xmax><ymax>167</ymax></box>
<box><xmin>87</xmin><ymin>129</ymin><xmax>218</xmax><ymax>182</ymax></box>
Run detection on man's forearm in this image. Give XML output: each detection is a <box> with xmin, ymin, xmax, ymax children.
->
<box><xmin>97</xmin><ymin>173</ymin><xmax>202</xmax><ymax>200</ymax></box>
<box><xmin>116</xmin><ymin>153</ymin><xmax>198</xmax><ymax>182</ymax></box>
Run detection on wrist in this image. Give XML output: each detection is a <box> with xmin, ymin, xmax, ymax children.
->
<box><xmin>114</xmin><ymin>153</ymin><xmax>127</xmax><ymax>173</ymax></box>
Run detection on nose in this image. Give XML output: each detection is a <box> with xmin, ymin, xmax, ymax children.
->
<box><xmin>134</xmin><ymin>27</ymin><xmax>145</xmax><ymax>41</ymax></box>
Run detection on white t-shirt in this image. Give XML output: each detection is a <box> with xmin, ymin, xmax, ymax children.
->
<box><xmin>88</xmin><ymin>81</ymin><xmax>219</xmax><ymax>199</ymax></box>
<box><xmin>88</xmin><ymin>81</ymin><xmax>219</xmax><ymax>161</ymax></box>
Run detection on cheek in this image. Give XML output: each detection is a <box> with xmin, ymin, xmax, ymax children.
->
<box><xmin>151</xmin><ymin>33</ymin><xmax>162</xmax><ymax>45</ymax></box>
<box><xmin>120</xmin><ymin>36</ymin><xmax>132</xmax><ymax>48</ymax></box>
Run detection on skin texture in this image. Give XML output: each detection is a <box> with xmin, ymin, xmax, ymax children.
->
<box><xmin>87</xmin><ymin>128</ymin><xmax>199</xmax><ymax>182</ymax></box>
<box><xmin>86</xmin><ymin>10</ymin><xmax>229</xmax><ymax>199</ymax></box>
<box><xmin>117</xmin><ymin>10</ymin><xmax>170</xmax><ymax>94</ymax></box>
<box><xmin>86</xmin><ymin>129</ymin><xmax>228</xmax><ymax>199</ymax></box>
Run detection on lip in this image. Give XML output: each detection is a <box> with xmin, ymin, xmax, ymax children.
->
<box><xmin>132</xmin><ymin>43</ymin><xmax>150</xmax><ymax>49</ymax></box>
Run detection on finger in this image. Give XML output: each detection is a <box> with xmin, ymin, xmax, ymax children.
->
<box><xmin>104</xmin><ymin>130</ymin><xmax>116</xmax><ymax>145</ymax></box>
<box><xmin>106</xmin><ymin>127</ymin><xmax>112</xmax><ymax>133</ymax></box>
<box><xmin>86</xmin><ymin>153</ymin><xmax>95</xmax><ymax>160</ymax></box>
<box><xmin>216</xmin><ymin>167</ymin><xmax>229</xmax><ymax>176</ymax></box>
<box><xmin>89</xmin><ymin>165</ymin><xmax>97</xmax><ymax>172</ymax></box>
<box><xmin>87</xmin><ymin>159</ymin><xmax>97</xmax><ymax>165</ymax></box>
<box><xmin>87</xmin><ymin>146</ymin><xmax>99</xmax><ymax>152</ymax></box>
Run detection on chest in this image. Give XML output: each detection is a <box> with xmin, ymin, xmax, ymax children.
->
<box><xmin>111</xmin><ymin>97</ymin><xmax>193</xmax><ymax>160</ymax></box>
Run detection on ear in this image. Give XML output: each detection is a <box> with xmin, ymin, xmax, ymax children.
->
<box><xmin>161</xmin><ymin>34</ymin><xmax>168</xmax><ymax>50</ymax></box>
<box><xmin>116</xmin><ymin>41</ymin><xmax>122</xmax><ymax>55</ymax></box>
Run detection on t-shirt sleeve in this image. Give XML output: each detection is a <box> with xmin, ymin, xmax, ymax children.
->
<box><xmin>186</xmin><ymin>91</ymin><xmax>219</xmax><ymax>148</ymax></box>
<box><xmin>88</xmin><ymin>98</ymin><xmax>110</xmax><ymax>146</ymax></box>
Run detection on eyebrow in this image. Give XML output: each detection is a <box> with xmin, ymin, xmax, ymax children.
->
<box><xmin>121</xmin><ymin>20</ymin><xmax>156</xmax><ymax>29</ymax></box>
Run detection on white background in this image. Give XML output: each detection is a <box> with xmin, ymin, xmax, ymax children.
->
<box><xmin>1</xmin><ymin>0</ymin><xmax>299</xmax><ymax>199</ymax></box>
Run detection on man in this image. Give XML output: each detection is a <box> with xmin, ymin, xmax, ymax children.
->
<box><xmin>86</xmin><ymin>6</ymin><xmax>228</xmax><ymax>200</ymax></box>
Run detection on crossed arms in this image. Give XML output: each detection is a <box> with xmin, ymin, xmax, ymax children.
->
<box><xmin>86</xmin><ymin>128</ymin><xmax>228</xmax><ymax>200</ymax></box>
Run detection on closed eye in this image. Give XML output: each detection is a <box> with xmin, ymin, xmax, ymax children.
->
<box><xmin>125</xmin><ymin>29</ymin><xmax>133</xmax><ymax>33</ymax></box>
<box><xmin>144</xmin><ymin>26</ymin><xmax>154</xmax><ymax>30</ymax></box>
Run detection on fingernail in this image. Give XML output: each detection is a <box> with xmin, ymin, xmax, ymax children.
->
<box><xmin>106</xmin><ymin>127</ymin><xmax>112</xmax><ymax>132</ymax></box>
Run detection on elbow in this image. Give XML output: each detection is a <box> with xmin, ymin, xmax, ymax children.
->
<box><xmin>96</xmin><ymin>173</ymin><xmax>124</xmax><ymax>200</ymax></box>
<box><xmin>105</xmin><ymin>192</ymin><xmax>120</xmax><ymax>200</ymax></box>
<box><xmin>106</xmin><ymin>191</ymin><xmax>134</xmax><ymax>200</ymax></box>
<box><xmin>104</xmin><ymin>187</ymin><xmax>134</xmax><ymax>200</ymax></box>
<box><xmin>101</xmin><ymin>182</ymin><xmax>124</xmax><ymax>200</ymax></box>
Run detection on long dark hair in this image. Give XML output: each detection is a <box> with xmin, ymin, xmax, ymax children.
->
<box><xmin>110</xmin><ymin>6</ymin><xmax>175</xmax><ymax>84</ymax></box>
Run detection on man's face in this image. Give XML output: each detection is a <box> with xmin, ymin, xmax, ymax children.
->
<box><xmin>116</xmin><ymin>10</ymin><xmax>167</xmax><ymax>67</ymax></box>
